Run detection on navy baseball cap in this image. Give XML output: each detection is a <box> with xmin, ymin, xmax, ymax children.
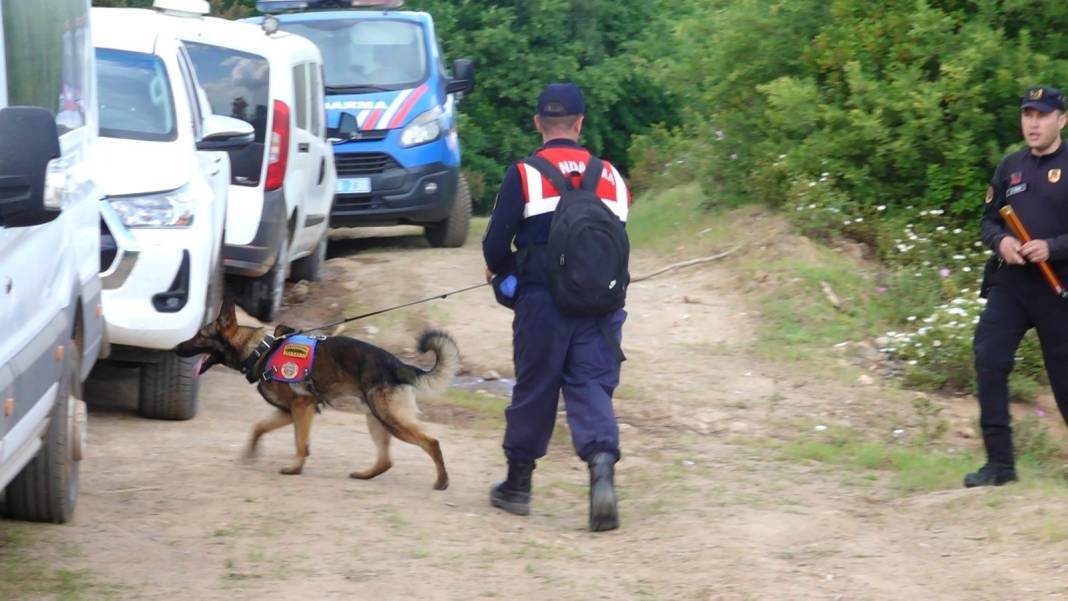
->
<box><xmin>1021</xmin><ymin>86</ymin><xmax>1066</xmax><ymax>113</ymax></box>
<box><xmin>537</xmin><ymin>83</ymin><xmax>585</xmax><ymax>117</ymax></box>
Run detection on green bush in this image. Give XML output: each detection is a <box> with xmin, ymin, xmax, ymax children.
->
<box><xmin>884</xmin><ymin>293</ymin><xmax>1046</xmax><ymax>398</ymax></box>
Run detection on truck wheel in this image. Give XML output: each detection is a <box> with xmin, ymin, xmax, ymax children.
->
<box><xmin>244</xmin><ymin>236</ymin><xmax>288</xmax><ymax>322</ymax></box>
<box><xmin>138</xmin><ymin>353</ymin><xmax>199</xmax><ymax>421</ymax></box>
<box><xmin>5</xmin><ymin>357</ymin><xmax>84</xmax><ymax>523</ymax></box>
<box><xmin>425</xmin><ymin>174</ymin><xmax>471</xmax><ymax>248</ymax></box>
<box><xmin>289</xmin><ymin>234</ymin><xmax>326</xmax><ymax>282</ymax></box>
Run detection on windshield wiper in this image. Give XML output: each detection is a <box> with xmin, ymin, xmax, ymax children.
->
<box><xmin>326</xmin><ymin>84</ymin><xmax>392</xmax><ymax>93</ymax></box>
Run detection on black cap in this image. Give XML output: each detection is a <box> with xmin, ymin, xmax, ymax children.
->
<box><xmin>537</xmin><ymin>83</ymin><xmax>585</xmax><ymax>117</ymax></box>
<box><xmin>1021</xmin><ymin>86</ymin><xmax>1066</xmax><ymax>113</ymax></box>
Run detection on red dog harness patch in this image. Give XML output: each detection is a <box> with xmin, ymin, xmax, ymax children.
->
<box><xmin>264</xmin><ymin>335</ymin><xmax>322</xmax><ymax>383</ymax></box>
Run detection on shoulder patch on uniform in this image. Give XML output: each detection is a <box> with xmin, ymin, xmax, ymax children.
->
<box><xmin>1050</xmin><ymin>168</ymin><xmax>1062</xmax><ymax>183</ymax></box>
<box><xmin>984</xmin><ymin>185</ymin><xmax>993</xmax><ymax>204</ymax></box>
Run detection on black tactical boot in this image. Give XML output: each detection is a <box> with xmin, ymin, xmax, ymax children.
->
<box><xmin>490</xmin><ymin>460</ymin><xmax>534</xmax><ymax>516</ymax></box>
<box><xmin>588</xmin><ymin>452</ymin><xmax>619</xmax><ymax>532</ymax></box>
<box><xmin>963</xmin><ymin>462</ymin><xmax>1018</xmax><ymax>488</ymax></box>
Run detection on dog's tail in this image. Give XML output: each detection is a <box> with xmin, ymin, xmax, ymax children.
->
<box><xmin>413</xmin><ymin>329</ymin><xmax>461</xmax><ymax>398</ymax></box>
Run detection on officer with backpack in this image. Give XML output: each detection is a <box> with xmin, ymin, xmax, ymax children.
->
<box><xmin>482</xmin><ymin>82</ymin><xmax>631</xmax><ymax>532</ymax></box>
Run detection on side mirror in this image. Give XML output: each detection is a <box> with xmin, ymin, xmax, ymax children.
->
<box><xmin>197</xmin><ymin>115</ymin><xmax>255</xmax><ymax>151</ymax></box>
<box><xmin>327</xmin><ymin>111</ymin><xmax>359</xmax><ymax>142</ymax></box>
<box><xmin>0</xmin><ymin>107</ymin><xmax>63</xmax><ymax>228</ymax></box>
<box><xmin>447</xmin><ymin>58</ymin><xmax>475</xmax><ymax>95</ymax></box>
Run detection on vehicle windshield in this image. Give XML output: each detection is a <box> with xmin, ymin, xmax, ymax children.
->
<box><xmin>282</xmin><ymin>19</ymin><xmax>427</xmax><ymax>90</ymax></box>
<box><xmin>96</xmin><ymin>48</ymin><xmax>177</xmax><ymax>142</ymax></box>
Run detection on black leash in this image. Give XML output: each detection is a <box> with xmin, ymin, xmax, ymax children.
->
<box><xmin>288</xmin><ymin>282</ymin><xmax>489</xmax><ymax>338</ymax></box>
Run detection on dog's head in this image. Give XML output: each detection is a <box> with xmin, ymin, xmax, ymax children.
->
<box><xmin>175</xmin><ymin>298</ymin><xmax>248</xmax><ymax>375</ymax></box>
<box><xmin>175</xmin><ymin>299</ymin><xmax>303</xmax><ymax>376</ymax></box>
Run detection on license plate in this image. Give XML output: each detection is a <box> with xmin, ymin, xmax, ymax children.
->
<box><xmin>336</xmin><ymin>177</ymin><xmax>371</xmax><ymax>194</ymax></box>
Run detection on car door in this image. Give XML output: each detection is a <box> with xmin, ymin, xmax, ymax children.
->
<box><xmin>176</xmin><ymin>45</ymin><xmax>228</xmax><ymax>267</ymax></box>
<box><xmin>286</xmin><ymin>61</ymin><xmax>316</xmax><ymax>253</ymax></box>
<box><xmin>304</xmin><ymin>63</ymin><xmax>333</xmax><ymax>232</ymax></box>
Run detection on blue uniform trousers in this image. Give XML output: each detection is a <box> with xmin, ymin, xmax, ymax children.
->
<box><xmin>974</xmin><ymin>268</ymin><xmax>1068</xmax><ymax>466</ymax></box>
<box><xmin>503</xmin><ymin>285</ymin><xmax>625</xmax><ymax>463</ymax></box>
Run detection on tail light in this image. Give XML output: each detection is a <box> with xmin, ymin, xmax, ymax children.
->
<box><xmin>265</xmin><ymin>100</ymin><xmax>290</xmax><ymax>191</ymax></box>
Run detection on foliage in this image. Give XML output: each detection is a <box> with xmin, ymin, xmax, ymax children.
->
<box><xmin>405</xmin><ymin>0</ymin><xmax>681</xmax><ymax>210</ymax></box>
<box><xmin>626</xmin><ymin>0</ymin><xmax>1068</xmax><ymax>394</ymax></box>
<box><xmin>634</xmin><ymin>0</ymin><xmax>1068</xmax><ymax>218</ymax></box>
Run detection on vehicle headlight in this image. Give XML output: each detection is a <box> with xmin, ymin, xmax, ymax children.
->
<box><xmin>107</xmin><ymin>185</ymin><xmax>195</xmax><ymax>228</ymax></box>
<box><xmin>400</xmin><ymin>107</ymin><xmax>446</xmax><ymax>148</ymax></box>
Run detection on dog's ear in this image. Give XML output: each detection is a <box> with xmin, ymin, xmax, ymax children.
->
<box><xmin>219</xmin><ymin>298</ymin><xmax>238</xmax><ymax>337</ymax></box>
<box><xmin>274</xmin><ymin>324</ymin><xmax>296</xmax><ymax>337</ymax></box>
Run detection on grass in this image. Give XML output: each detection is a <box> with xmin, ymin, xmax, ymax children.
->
<box><xmin>425</xmin><ymin>389</ymin><xmax>508</xmax><ymax>424</ymax></box>
<box><xmin>469</xmin><ymin>216</ymin><xmax>489</xmax><ymax>241</ymax></box>
<box><xmin>0</xmin><ymin>525</ymin><xmax>121</xmax><ymax>600</ymax></box>
<box><xmin>629</xmin><ymin>184</ymin><xmax>902</xmax><ymax>364</ymax></box>
<box><xmin>768</xmin><ymin>421</ymin><xmax>1068</xmax><ymax>496</ymax></box>
<box><xmin>628</xmin><ymin>183</ymin><xmax>735</xmax><ymax>257</ymax></box>
<box><xmin>778</xmin><ymin>434</ymin><xmax>977</xmax><ymax>494</ymax></box>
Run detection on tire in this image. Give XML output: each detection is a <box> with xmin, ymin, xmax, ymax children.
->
<box><xmin>425</xmin><ymin>174</ymin><xmax>471</xmax><ymax>248</ymax></box>
<box><xmin>5</xmin><ymin>356</ymin><xmax>83</xmax><ymax>523</ymax></box>
<box><xmin>289</xmin><ymin>234</ymin><xmax>327</xmax><ymax>282</ymax></box>
<box><xmin>244</xmin><ymin>235</ymin><xmax>288</xmax><ymax>322</ymax></box>
<box><xmin>138</xmin><ymin>353</ymin><xmax>199</xmax><ymax>421</ymax></box>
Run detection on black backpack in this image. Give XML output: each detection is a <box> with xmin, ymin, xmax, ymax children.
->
<box><xmin>523</xmin><ymin>154</ymin><xmax>630</xmax><ymax>359</ymax></box>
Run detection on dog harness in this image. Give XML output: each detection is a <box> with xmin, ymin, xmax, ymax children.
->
<box><xmin>262</xmin><ymin>334</ymin><xmax>324</xmax><ymax>383</ymax></box>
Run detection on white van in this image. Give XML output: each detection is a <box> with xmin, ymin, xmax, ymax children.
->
<box><xmin>157</xmin><ymin>1</ymin><xmax>335</xmax><ymax>321</ymax></box>
<box><xmin>91</xmin><ymin>7</ymin><xmax>253</xmax><ymax>421</ymax></box>
<box><xmin>0</xmin><ymin>0</ymin><xmax>101</xmax><ymax>523</ymax></box>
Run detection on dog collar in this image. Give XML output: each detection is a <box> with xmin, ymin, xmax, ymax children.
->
<box><xmin>241</xmin><ymin>335</ymin><xmax>279</xmax><ymax>383</ymax></box>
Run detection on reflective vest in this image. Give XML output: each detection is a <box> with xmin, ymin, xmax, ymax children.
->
<box><xmin>516</xmin><ymin>147</ymin><xmax>630</xmax><ymax>222</ymax></box>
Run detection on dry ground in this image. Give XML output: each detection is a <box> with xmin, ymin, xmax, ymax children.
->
<box><xmin>3</xmin><ymin>224</ymin><xmax>1068</xmax><ymax>600</ymax></box>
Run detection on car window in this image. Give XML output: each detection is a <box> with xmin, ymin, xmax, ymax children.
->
<box><xmin>185</xmin><ymin>42</ymin><xmax>269</xmax><ymax>144</ymax></box>
<box><xmin>96</xmin><ymin>48</ymin><xmax>177</xmax><ymax>142</ymax></box>
<box><xmin>283</xmin><ymin>19</ymin><xmax>427</xmax><ymax>90</ymax></box>
<box><xmin>293</xmin><ymin>63</ymin><xmax>309</xmax><ymax>132</ymax></box>
<box><xmin>2</xmin><ymin>0</ymin><xmax>91</xmax><ymax>134</ymax></box>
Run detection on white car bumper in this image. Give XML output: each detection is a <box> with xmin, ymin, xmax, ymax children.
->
<box><xmin>101</xmin><ymin>222</ymin><xmax>214</xmax><ymax>350</ymax></box>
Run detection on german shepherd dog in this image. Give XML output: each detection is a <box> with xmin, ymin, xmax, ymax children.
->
<box><xmin>175</xmin><ymin>299</ymin><xmax>459</xmax><ymax>490</ymax></box>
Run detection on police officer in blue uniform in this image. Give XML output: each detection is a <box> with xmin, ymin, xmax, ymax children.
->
<box><xmin>969</xmin><ymin>85</ymin><xmax>1068</xmax><ymax>487</ymax></box>
<box><xmin>483</xmin><ymin>83</ymin><xmax>629</xmax><ymax>531</ymax></box>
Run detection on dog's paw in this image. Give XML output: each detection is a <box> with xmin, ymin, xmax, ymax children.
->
<box><xmin>433</xmin><ymin>477</ymin><xmax>449</xmax><ymax>491</ymax></box>
<box><xmin>280</xmin><ymin>465</ymin><xmax>304</xmax><ymax>475</ymax></box>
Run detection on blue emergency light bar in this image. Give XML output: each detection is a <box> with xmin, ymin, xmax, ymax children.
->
<box><xmin>255</xmin><ymin>0</ymin><xmax>403</xmax><ymax>13</ymax></box>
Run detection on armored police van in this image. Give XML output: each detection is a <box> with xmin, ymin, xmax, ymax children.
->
<box><xmin>0</xmin><ymin>0</ymin><xmax>100</xmax><ymax>523</ymax></box>
<box><xmin>251</xmin><ymin>0</ymin><xmax>476</xmax><ymax>247</ymax></box>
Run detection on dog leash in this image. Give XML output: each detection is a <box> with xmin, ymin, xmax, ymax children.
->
<box><xmin>286</xmin><ymin>282</ymin><xmax>489</xmax><ymax>338</ymax></box>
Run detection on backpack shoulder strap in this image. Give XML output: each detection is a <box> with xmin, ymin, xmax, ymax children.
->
<box><xmin>522</xmin><ymin>154</ymin><xmax>573</xmax><ymax>193</ymax></box>
<box><xmin>581</xmin><ymin>156</ymin><xmax>604</xmax><ymax>192</ymax></box>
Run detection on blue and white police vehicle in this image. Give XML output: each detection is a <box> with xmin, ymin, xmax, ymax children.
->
<box><xmin>250</xmin><ymin>0</ymin><xmax>476</xmax><ymax>247</ymax></box>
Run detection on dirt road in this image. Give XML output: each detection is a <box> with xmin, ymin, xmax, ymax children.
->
<box><xmin>6</xmin><ymin>226</ymin><xmax>1068</xmax><ymax>600</ymax></box>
